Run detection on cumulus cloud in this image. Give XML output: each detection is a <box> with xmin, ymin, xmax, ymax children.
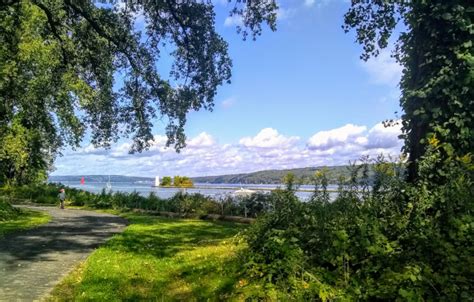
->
<box><xmin>239</xmin><ymin>128</ymin><xmax>300</xmax><ymax>148</ymax></box>
<box><xmin>187</xmin><ymin>132</ymin><xmax>215</xmax><ymax>148</ymax></box>
<box><xmin>307</xmin><ymin>124</ymin><xmax>367</xmax><ymax>151</ymax></box>
<box><xmin>53</xmin><ymin>123</ymin><xmax>403</xmax><ymax>177</ymax></box>
<box><xmin>78</xmin><ymin>144</ymin><xmax>109</xmax><ymax>156</ymax></box>
<box><xmin>224</xmin><ymin>15</ymin><xmax>243</xmax><ymax>27</ymax></box>
<box><xmin>306</xmin><ymin>121</ymin><xmax>403</xmax><ymax>159</ymax></box>
<box><xmin>361</xmin><ymin>48</ymin><xmax>403</xmax><ymax>87</ymax></box>
<box><xmin>366</xmin><ymin>122</ymin><xmax>402</xmax><ymax>149</ymax></box>
<box><xmin>304</xmin><ymin>0</ymin><xmax>315</xmax><ymax>6</ymax></box>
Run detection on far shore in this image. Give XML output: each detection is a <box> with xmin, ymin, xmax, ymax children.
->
<box><xmin>156</xmin><ymin>184</ymin><xmax>340</xmax><ymax>193</ymax></box>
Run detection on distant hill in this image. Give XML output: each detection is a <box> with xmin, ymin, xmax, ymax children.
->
<box><xmin>50</xmin><ymin>164</ymin><xmax>382</xmax><ymax>185</ymax></box>
<box><xmin>191</xmin><ymin>165</ymin><xmax>363</xmax><ymax>185</ymax></box>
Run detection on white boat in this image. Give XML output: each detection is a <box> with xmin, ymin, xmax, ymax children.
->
<box><xmin>233</xmin><ymin>187</ymin><xmax>256</xmax><ymax>197</ymax></box>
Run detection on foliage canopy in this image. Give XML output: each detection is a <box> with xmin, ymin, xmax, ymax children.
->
<box><xmin>0</xmin><ymin>0</ymin><xmax>277</xmax><ymax>183</ymax></box>
<box><xmin>344</xmin><ymin>0</ymin><xmax>473</xmax><ymax>180</ymax></box>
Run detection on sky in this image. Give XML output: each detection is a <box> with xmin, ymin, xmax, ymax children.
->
<box><xmin>52</xmin><ymin>0</ymin><xmax>404</xmax><ymax>177</ymax></box>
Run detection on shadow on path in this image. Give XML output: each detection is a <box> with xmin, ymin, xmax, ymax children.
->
<box><xmin>0</xmin><ymin>206</ymin><xmax>127</xmax><ymax>301</ymax></box>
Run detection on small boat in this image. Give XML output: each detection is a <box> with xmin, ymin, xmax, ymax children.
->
<box><xmin>233</xmin><ymin>187</ymin><xmax>256</xmax><ymax>197</ymax></box>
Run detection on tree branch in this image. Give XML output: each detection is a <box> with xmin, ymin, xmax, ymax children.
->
<box><xmin>64</xmin><ymin>0</ymin><xmax>140</xmax><ymax>73</ymax></box>
<box><xmin>0</xmin><ymin>0</ymin><xmax>20</xmax><ymax>8</ymax></box>
<box><xmin>31</xmin><ymin>0</ymin><xmax>70</xmax><ymax>66</ymax></box>
<box><xmin>163</xmin><ymin>0</ymin><xmax>194</xmax><ymax>80</ymax></box>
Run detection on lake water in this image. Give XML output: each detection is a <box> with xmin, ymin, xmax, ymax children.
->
<box><xmin>55</xmin><ymin>181</ymin><xmax>339</xmax><ymax>201</ymax></box>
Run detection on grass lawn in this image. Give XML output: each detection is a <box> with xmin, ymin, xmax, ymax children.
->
<box><xmin>0</xmin><ymin>205</ymin><xmax>51</xmax><ymax>238</ymax></box>
<box><xmin>47</xmin><ymin>213</ymin><xmax>251</xmax><ymax>301</ymax></box>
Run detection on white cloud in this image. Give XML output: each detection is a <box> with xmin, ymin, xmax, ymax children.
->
<box><xmin>224</xmin><ymin>15</ymin><xmax>243</xmax><ymax>27</ymax></box>
<box><xmin>307</xmin><ymin>124</ymin><xmax>367</xmax><ymax>150</ymax></box>
<box><xmin>187</xmin><ymin>132</ymin><xmax>215</xmax><ymax>148</ymax></box>
<box><xmin>306</xmin><ymin>121</ymin><xmax>403</xmax><ymax>159</ymax></box>
<box><xmin>146</xmin><ymin>135</ymin><xmax>170</xmax><ymax>153</ymax></box>
<box><xmin>304</xmin><ymin>0</ymin><xmax>316</xmax><ymax>6</ymax></box>
<box><xmin>53</xmin><ymin>123</ymin><xmax>403</xmax><ymax>177</ymax></box>
<box><xmin>366</xmin><ymin>122</ymin><xmax>402</xmax><ymax>149</ymax></box>
<box><xmin>361</xmin><ymin>48</ymin><xmax>403</xmax><ymax>87</ymax></box>
<box><xmin>110</xmin><ymin>143</ymin><xmax>132</xmax><ymax>158</ymax></box>
<box><xmin>239</xmin><ymin>128</ymin><xmax>300</xmax><ymax>148</ymax></box>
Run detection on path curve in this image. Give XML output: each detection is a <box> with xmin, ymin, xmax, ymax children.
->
<box><xmin>0</xmin><ymin>206</ymin><xmax>127</xmax><ymax>301</ymax></box>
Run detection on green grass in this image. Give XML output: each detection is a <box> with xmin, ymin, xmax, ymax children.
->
<box><xmin>48</xmin><ymin>213</ymin><xmax>251</xmax><ymax>301</ymax></box>
<box><xmin>0</xmin><ymin>206</ymin><xmax>51</xmax><ymax>238</ymax></box>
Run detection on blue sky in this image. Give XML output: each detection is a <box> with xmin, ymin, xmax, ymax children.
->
<box><xmin>53</xmin><ymin>0</ymin><xmax>404</xmax><ymax>177</ymax></box>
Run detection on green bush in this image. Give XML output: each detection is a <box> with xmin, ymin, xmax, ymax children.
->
<box><xmin>0</xmin><ymin>183</ymin><xmax>97</xmax><ymax>206</ymax></box>
<box><xmin>0</xmin><ymin>182</ymin><xmax>275</xmax><ymax>219</ymax></box>
<box><xmin>240</xmin><ymin>152</ymin><xmax>474</xmax><ymax>300</ymax></box>
<box><xmin>0</xmin><ymin>199</ymin><xmax>21</xmax><ymax>221</ymax></box>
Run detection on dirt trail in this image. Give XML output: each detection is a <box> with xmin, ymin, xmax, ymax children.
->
<box><xmin>0</xmin><ymin>206</ymin><xmax>127</xmax><ymax>301</ymax></box>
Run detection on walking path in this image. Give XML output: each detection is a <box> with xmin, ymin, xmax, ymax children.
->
<box><xmin>0</xmin><ymin>206</ymin><xmax>127</xmax><ymax>301</ymax></box>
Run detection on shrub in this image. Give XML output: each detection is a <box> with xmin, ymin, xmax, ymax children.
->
<box><xmin>240</xmin><ymin>153</ymin><xmax>474</xmax><ymax>300</ymax></box>
<box><xmin>1</xmin><ymin>182</ymin><xmax>276</xmax><ymax>219</ymax></box>
<box><xmin>0</xmin><ymin>199</ymin><xmax>21</xmax><ymax>221</ymax></box>
<box><xmin>238</xmin><ymin>192</ymin><xmax>273</xmax><ymax>218</ymax></box>
<box><xmin>0</xmin><ymin>183</ymin><xmax>98</xmax><ymax>206</ymax></box>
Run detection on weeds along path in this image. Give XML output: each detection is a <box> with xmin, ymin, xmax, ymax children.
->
<box><xmin>0</xmin><ymin>206</ymin><xmax>127</xmax><ymax>301</ymax></box>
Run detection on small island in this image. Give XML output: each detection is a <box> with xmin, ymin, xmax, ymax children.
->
<box><xmin>160</xmin><ymin>176</ymin><xmax>194</xmax><ymax>188</ymax></box>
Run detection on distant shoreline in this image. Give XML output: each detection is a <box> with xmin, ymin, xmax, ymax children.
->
<box><xmin>155</xmin><ymin>185</ymin><xmax>338</xmax><ymax>193</ymax></box>
<box><xmin>48</xmin><ymin>164</ymin><xmax>370</xmax><ymax>185</ymax></box>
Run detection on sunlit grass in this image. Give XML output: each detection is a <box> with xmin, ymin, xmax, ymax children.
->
<box><xmin>48</xmin><ymin>214</ymin><xmax>249</xmax><ymax>301</ymax></box>
<box><xmin>0</xmin><ymin>208</ymin><xmax>51</xmax><ymax>238</ymax></box>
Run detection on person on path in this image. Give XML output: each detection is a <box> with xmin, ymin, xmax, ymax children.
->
<box><xmin>58</xmin><ymin>188</ymin><xmax>66</xmax><ymax>209</ymax></box>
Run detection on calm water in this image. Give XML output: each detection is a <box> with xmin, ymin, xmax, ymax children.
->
<box><xmin>55</xmin><ymin>181</ymin><xmax>339</xmax><ymax>201</ymax></box>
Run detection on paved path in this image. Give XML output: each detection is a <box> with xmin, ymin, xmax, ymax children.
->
<box><xmin>0</xmin><ymin>206</ymin><xmax>127</xmax><ymax>301</ymax></box>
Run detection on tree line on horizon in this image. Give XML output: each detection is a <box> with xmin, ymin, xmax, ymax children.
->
<box><xmin>191</xmin><ymin>163</ymin><xmax>393</xmax><ymax>185</ymax></box>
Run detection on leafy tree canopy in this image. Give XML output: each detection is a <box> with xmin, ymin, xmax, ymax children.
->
<box><xmin>0</xmin><ymin>0</ymin><xmax>277</xmax><ymax>152</ymax></box>
<box><xmin>0</xmin><ymin>118</ymin><xmax>52</xmax><ymax>184</ymax></box>
<box><xmin>344</xmin><ymin>1</ymin><xmax>473</xmax><ymax>181</ymax></box>
<box><xmin>0</xmin><ymin>0</ymin><xmax>277</xmax><ymax>183</ymax></box>
<box><xmin>160</xmin><ymin>176</ymin><xmax>172</xmax><ymax>187</ymax></box>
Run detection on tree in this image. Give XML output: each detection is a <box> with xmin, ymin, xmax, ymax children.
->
<box><xmin>179</xmin><ymin>176</ymin><xmax>194</xmax><ymax>188</ymax></box>
<box><xmin>160</xmin><ymin>176</ymin><xmax>172</xmax><ymax>187</ymax></box>
<box><xmin>173</xmin><ymin>176</ymin><xmax>181</xmax><ymax>187</ymax></box>
<box><xmin>283</xmin><ymin>172</ymin><xmax>296</xmax><ymax>191</ymax></box>
<box><xmin>0</xmin><ymin>118</ymin><xmax>54</xmax><ymax>185</ymax></box>
<box><xmin>172</xmin><ymin>175</ymin><xmax>193</xmax><ymax>188</ymax></box>
<box><xmin>344</xmin><ymin>1</ymin><xmax>473</xmax><ymax>181</ymax></box>
<box><xmin>0</xmin><ymin>0</ymin><xmax>278</xmax><ymax>180</ymax></box>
